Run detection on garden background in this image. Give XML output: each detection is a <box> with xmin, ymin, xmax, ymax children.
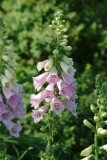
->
<box><xmin>0</xmin><ymin>0</ymin><xmax>107</xmax><ymax>159</ymax></box>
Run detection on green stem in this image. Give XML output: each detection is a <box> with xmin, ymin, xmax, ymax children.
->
<box><xmin>94</xmin><ymin>123</ymin><xmax>99</xmax><ymax>160</ymax></box>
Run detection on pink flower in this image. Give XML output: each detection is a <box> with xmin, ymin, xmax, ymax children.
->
<box><xmin>43</xmin><ymin>84</ymin><xmax>55</xmax><ymax>102</ymax></box>
<box><xmin>3</xmin><ymin>88</ymin><xmax>21</xmax><ymax>108</ymax></box>
<box><xmin>57</xmin><ymin>79</ymin><xmax>72</xmax><ymax>99</ymax></box>
<box><xmin>70</xmin><ymin>92</ymin><xmax>77</xmax><ymax>102</ymax></box>
<box><xmin>0</xmin><ymin>108</ymin><xmax>14</xmax><ymax>124</ymax></box>
<box><xmin>33</xmin><ymin>72</ymin><xmax>48</xmax><ymax>91</ymax></box>
<box><xmin>46</xmin><ymin>68</ymin><xmax>60</xmax><ymax>85</ymax></box>
<box><xmin>51</xmin><ymin>98</ymin><xmax>65</xmax><ymax>115</ymax></box>
<box><xmin>31</xmin><ymin>106</ymin><xmax>48</xmax><ymax>123</ymax></box>
<box><xmin>30</xmin><ymin>92</ymin><xmax>44</xmax><ymax>109</ymax></box>
<box><xmin>12</xmin><ymin>101</ymin><xmax>26</xmax><ymax>123</ymax></box>
<box><xmin>5</xmin><ymin>122</ymin><xmax>22</xmax><ymax>137</ymax></box>
<box><xmin>61</xmin><ymin>72</ymin><xmax>74</xmax><ymax>85</ymax></box>
<box><xmin>0</xmin><ymin>94</ymin><xmax>3</xmax><ymax>102</ymax></box>
<box><xmin>63</xmin><ymin>100</ymin><xmax>77</xmax><ymax>116</ymax></box>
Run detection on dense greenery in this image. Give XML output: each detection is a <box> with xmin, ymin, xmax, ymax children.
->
<box><xmin>0</xmin><ymin>0</ymin><xmax>107</xmax><ymax>159</ymax></box>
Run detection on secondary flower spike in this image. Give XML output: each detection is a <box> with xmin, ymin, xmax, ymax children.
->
<box><xmin>30</xmin><ymin>11</ymin><xmax>77</xmax><ymax>123</ymax></box>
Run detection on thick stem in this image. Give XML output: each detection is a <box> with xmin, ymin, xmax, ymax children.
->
<box><xmin>94</xmin><ymin>123</ymin><xmax>99</xmax><ymax>160</ymax></box>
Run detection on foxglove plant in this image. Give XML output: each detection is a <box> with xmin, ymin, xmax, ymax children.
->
<box><xmin>0</xmin><ymin>19</ymin><xmax>26</xmax><ymax>138</ymax></box>
<box><xmin>30</xmin><ymin>11</ymin><xmax>77</xmax><ymax>159</ymax></box>
<box><xmin>80</xmin><ymin>75</ymin><xmax>107</xmax><ymax>160</ymax></box>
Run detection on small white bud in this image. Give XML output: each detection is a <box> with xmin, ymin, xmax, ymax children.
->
<box><xmin>83</xmin><ymin>119</ymin><xmax>95</xmax><ymax>131</ymax></box>
<box><xmin>62</xmin><ymin>39</ymin><xmax>68</xmax><ymax>43</ymax></box>
<box><xmin>5</xmin><ymin>69</ymin><xmax>14</xmax><ymax>81</ymax></box>
<box><xmin>52</xmin><ymin>20</ymin><xmax>55</xmax><ymax>24</ymax></box>
<box><xmin>59</xmin><ymin>25</ymin><xmax>63</xmax><ymax>28</ymax></box>
<box><xmin>63</xmin><ymin>35</ymin><xmax>68</xmax><ymax>39</ymax></box>
<box><xmin>49</xmin><ymin>25</ymin><xmax>52</xmax><ymax>28</ymax></box>
<box><xmin>81</xmin><ymin>145</ymin><xmax>93</xmax><ymax>157</ymax></box>
<box><xmin>60</xmin><ymin>42</ymin><xmax>67</xmax><ymax>46</ymax></box>
<box><xmin>2</xmin><ymin>55</ymin><xmax>11</xmax><ymax>61</ymax></box>
<box><xmin>94</xmin><ymin>116</ymin><xmax>99</xmax><ymax>122</ymax></box>
<box><xmin>57</xmin><ymin>32</ymin><xmax>61</xmax><ymax>36</ymax></box>
<box><xmin>64</xmin><ymin>46</ymin><xmax>72</xmax><ymax>51</ymax></box>
<box><xmin>100</xmin><ymin>144</ymin><xmax>107</xmax><ymax>152</ymax></box>
<box><xmin>101</xmin><ymin>112</ymin><xmax>107</xmax><ymax>117</ymax></box>
<box><xmin>53</xmin><ymin>49</ymin><xmax>59</xmax><ymax>55</ymax></box>
<box><xmin>62</xmin><ymin>56</ymin><xmax>74</xmax><ymax>65</ymax></box>
<box><xmin>62</xmin><ymin>20</ymin><xmax>65</xmax><ymax>22</ymax></box>
<box><xmin>56</xmin><ymin>17</ymin><xmax>59</xmax><ymax>21</ymax></box>
<box><xmin>0</xmin><ymin>75</ymin><xmax>10</xmax><ymax>88</ymax></box>
<box><xmin>62</xmin><ymin>28</ymin><xmax>67</xmax><ymax>32</ymax></box>
<box><xmin>37</xmin><ymin>60</ymin><xmax>48</xmax><ymax>72</ymax></box>
<box><xmin>98</xmin><ymin>128</ymin><xmax>107</xmax><ymax>135</ymax></box>
<box><xmin>44</xmin><ymin>58</ymin><xmax>53</xmax><ymax>71</ymax></box>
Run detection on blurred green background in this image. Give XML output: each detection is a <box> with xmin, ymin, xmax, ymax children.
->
<box><xmin>0</xmin><ymin>0</ymin><xmax>107</xmax><ymax>159</ymax></box>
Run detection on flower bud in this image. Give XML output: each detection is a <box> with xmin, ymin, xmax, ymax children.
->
<box><xmin>56</xmin><ymin>17</ymin><xmax>59</xmax><ymax>21</ymax></box>
<box><xmin>98</xmin><ymin>128</ymin><xmax>107</xmax><ymax>135</ymax></box>
<box><xmin>90</xmin><ymin>104</ymin><xmax>98</xmax><ymax>114</ymax></box>
<box><xmin>62</xmin><ymin>39</ymin><xmax>68</xmax><ymax>42</ymax></box>
<box><xmin>37</xmin><ymin>60</ymin><xmax>48</xmax><ymax>71</ymax></box>
<box><xmin>81</xmin><ymin>145</ymin><xmax>94</xmax><ymax>157</ymax></box>
<box><xmin>81</xmin><ymin>155</ymin><xmax>95</xmax><ymax>160</ymax></box>
<box><xmin>62</xmin><ymin>20</ymin><xmax>65</xmax><ymax>22</ymax></box>
<box><xmin>59</xmin><ymin>25</ymin><xmax>63</xmax><ymax>28</ymax></box>
<box><xmin>57</xmin><ymin>32</ymin><xmax>61</xmax><ymax>36</ymax></box>
<box><xmin>83</xmin><ymin>119</ymin><xmax>95</xmax><ymax>131</ymax></box>
<box><xmin>52</xmin><ymin>20</ymin><xmax>55</xmax><ymax>24</ymax></box>
<box><xmin>60</xmin><ymin>42</ymin><xmax>67</xmax><ymax>46</ymax></box>
<box><xmin>44</xmin><ymin>58</ymin><xmax>53</xmax><ymax>71</ymax></box>
<box><xmin>62</xmin><ymin>28</ymin><xmax>67</xmax><ymax>32</ymax></box>
<box><xmin>64</xmin><ymin>46</ymin><xmax>72</xmax><ymax>51</ymax></box>
<box><xmin>2</xmin><ymin>55</ymin><xmax>10</xmax><ymax>61</ymax></box>
<box><xmin>0</xmin><ymin>75</ymin><xmax>10</xmax><ymax>88</ymax></box>
<box><xmin>101</xmin><ymin>112</ymin><xmax>107</xmax><ymax>117</ymax></box>
<box><xmin>100</xmin><ymin>144</ymin><xmax>107</xmax><ymax>152</ymax></box>
<box><xmin>62</xmin><ymin>55</ymin><xmax>74</xmax><ymax>65</ymax></box>
<box><xmin>94</xmin><ymin>116</ymin><xmax>99</xmax><ymax>122</ymax></box>
<box><xmin>5</xmin><ymin>69</ymin><xmax>14</xmax><ymax>81</ymax></box>
<box><xmin>49</xmin><ymin>25</ymin><xmax>52</xmax><ymax>28</ymax></box>
<box><xmin>100</xmin><ymin>105</ymin><xmax>104</xmax><ymax>110</ymax></box>
<box><xmin>53</xmin><ymin>49</ymin><xmax>59</xmax><ymax>55</ymax></box>
<box><xmin>63</xmin><ymin>35</ymin><xmax>68</xmax><ymax>39</ymax></box>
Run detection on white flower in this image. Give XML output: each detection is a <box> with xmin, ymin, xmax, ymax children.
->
<box><xmin>60</xmin><ymin>62</ymin><xmax>76</xmax><ymax>76</ymax></box>
<box><xmin>44</xmin><ymin>59</ymin><xmax>53</xmax><ymax>71</ymax></box>
<box><xmin>0</xmin><ymin>75</ymin><xmax>11</xmax><ymax>88</ymax></box>
<box><xmin>100</xmin><ymin>144</ymin><xmax>107</xmax><ymax>152</ymax></box>
<box><xmin>53</xmin><ymin>49</ymin><xmax>59</xmax><ymax>55</ymax></box>
<box><xmin>81</xmin><ymin>145</ymin><xmax>93</xmax><ymax>157</ymax></box>
<box><xmin>62</xmin><ymin>55</ymin><xmax>74</xmax><ymax>65</ymax></box>
<box><xmin>37</xmin><ymin>60</ymin><xmax>48</xmax><ymax>71</ymax></box>
<box><xmin>5</xmin><ymin>67</ymin><xmax>15</xmax><ymax>81</ymax></box>
<box><xmin>64</xmin><ymin>46</ymin><xmax>72</xmax><ymax>51</ymax></box>
<box><xmin>98</xmin><ymin>128</ymin><xmax>107</xmax><ymax>135</ymax></box>
<box><xmin>60</xmin><ymin>42</ymin><xmax>67</xmax><ymax>46</ymax></box>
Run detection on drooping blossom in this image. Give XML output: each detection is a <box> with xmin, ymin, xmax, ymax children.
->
<box><xmin>46</xmin><ymin>68</ymin><xmax>60</xmax><ymax>85</ymax></box>
<box><xmin>43</xmin><ymin>84</ymin><xmax>55</xmax><ymax>102</ymax></box>
<box><xmin>5</xmin><ymin>122</ymin><xmax>22</xmax><ymax>137</ymax></box>
<box><xmin>33</xmin><ymin>72</ymin><xmax>48</xmax><ymax>91</ymax></box>
<box><xmin>31</xmin><ymin>106</ymin><xmax>48</xmax><ymax>123</ymax></box>
<box><xmin>57</xmin><ymin>79</ymin><xmax>72</xmax><ymax>99</ymax></box>
<box><xmin>51</xmin><ymin>97</ymin><xmax>65</xmax><ymax>115</ymax></box>
<box><xmin>30</xmin><ymin>92</ymin><xmax>44</xmax><ymax>109</ymax></box>
<box><xmin>63</xmin><ymin>100</ymin><xmax>77</xmax><ymax>116</ymax></box>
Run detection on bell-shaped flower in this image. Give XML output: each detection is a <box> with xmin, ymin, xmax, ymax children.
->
<box><xmin>57</xmin><ymin>79</ymin><xmax>72</xmax><ymax>99</ymax></box>
<box><xmin>3</xmin><ymin>88</ymin><xmax>21</xmax><ymax>108</ymax></box>
<box><xmin>31</xmin><ymin>106</ymin><xmax>48</xmax><ymax>123</ymax></box>
<box><xmin>12</xmin><ymin>101</ymin><xmax>26</xmax><ymax>123</ymax></box>
<box><xmin>5</xmin><ymin>122</ymin><xmax>22</xmax><ymax>137</ymax></box>
<box><xmin>0</xmin><ymin>75</ymin><xmax>11</xmax><ymax>88</ymax></box>
<box><xmin>62</xmin><ymin>55</ymin><xmax>74</xmax><ymax>65</ymax></box>
<box><xmin>37</xmin><ymin>60</ymin><xmax>48</xmax><ymax>71</ymax></box>
<box><xmin>61</xmin><ymin>72</ymin><xmax>74</xmax><ymax>85</ymax></box>
<box><xmin>70</xmin><ymin>92</ymin><xmax>77</xmax><ymax>102</ymax></box>
<box><xmin>43</xmin><ymin>84</ymin><xmax>55</xmax><ymax>102</ymax></box>
<box><xmin>30</xmin><ymin>92</ymin><xmax>44</xmax><ymax>109</ymax></box>
<box><xmin>51</xmin><ymin>98</ymin><xmax>65</xmax><ymax>115</ymax></box>
<box><xmin>44</xmin><ymin>58</ymin><xmax>53</xmax><ymax>71</ymax></box>
<box><xmin>0</xmin><ymin>108</ymin><xmax>14</xmax><ymax>124</ymax></box>
<box><xmin>46</xmin><ymin>68</ymin><xmax>60</xmax><ymax>85</ymax></box>
<box><xmin>60</xmin><ymin>62</ymin><xmax>76</xmax><ymax>77</ymax></box>
<box><xmin>33</xmin><ymin>72</ymin><xmax>48</xmax><ymax>91</ymax></box>
<box><xmin>63</xmin><ymin>100</ymin><xmax>77</xmax><ymax>116</ymax></box>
